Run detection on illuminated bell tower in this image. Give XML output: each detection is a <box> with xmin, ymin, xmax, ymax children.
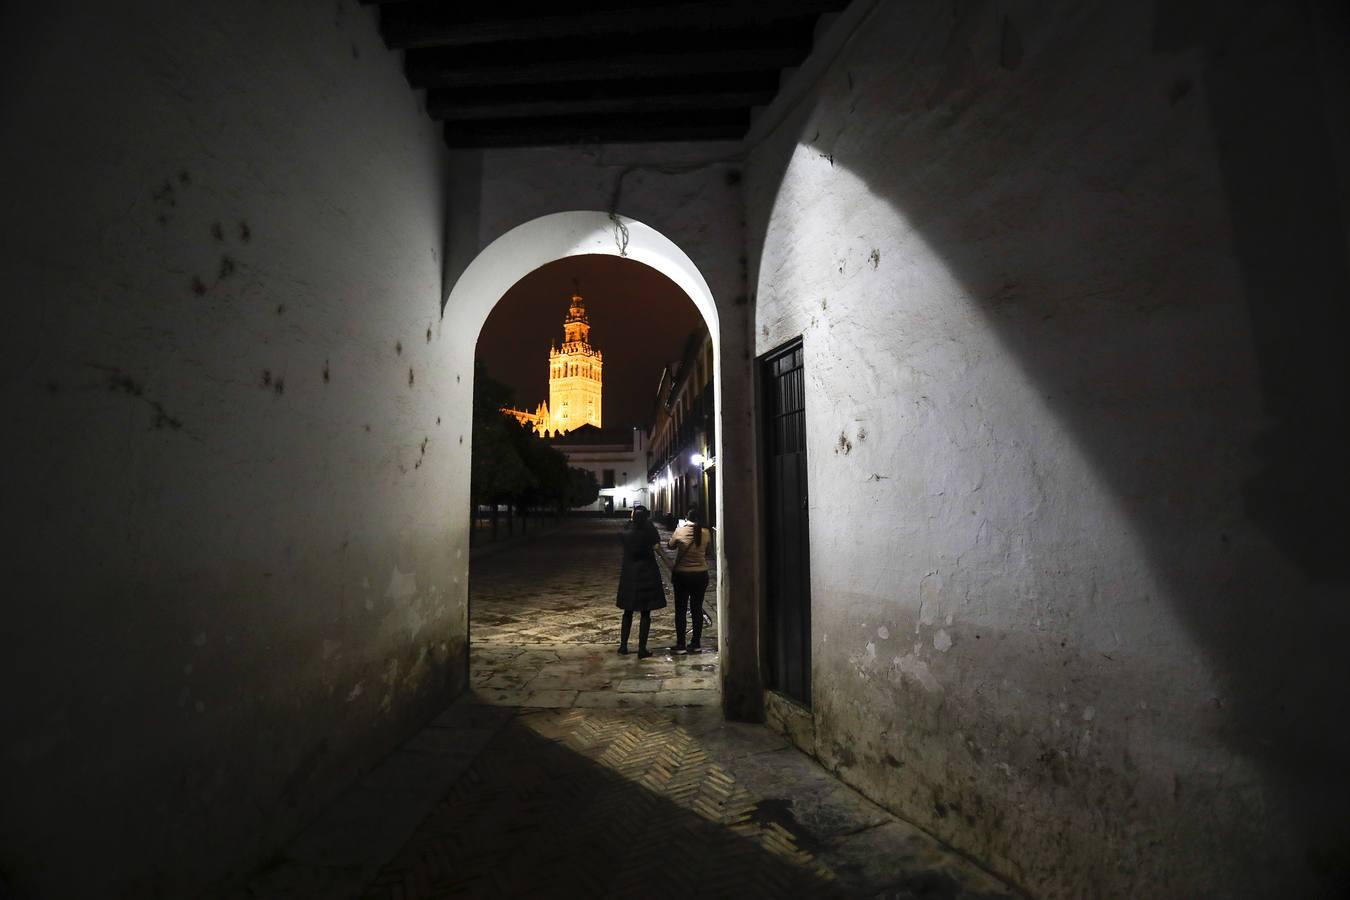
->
<box><xmin>548</xmin><ymin>291</ymin><xmax>602</xmax><ymax>433</ymax></box>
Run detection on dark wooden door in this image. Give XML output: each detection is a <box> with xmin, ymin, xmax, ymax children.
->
<box><xmin>761</xmin><ymin>339</ymin><xmax>812</xmax><ymax>706</ymax></box>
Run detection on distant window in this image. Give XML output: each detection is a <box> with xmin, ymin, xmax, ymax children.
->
<box><xmin>602</xmin><ymin>469</ymin><xmax>615</xmax><ymax>488</ymax></box>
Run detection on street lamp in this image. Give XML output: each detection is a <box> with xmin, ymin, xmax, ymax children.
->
<box><xmin>689</xmin><ymin>452</ymin><xmax>708</xmax><ymax>519</ymax></box>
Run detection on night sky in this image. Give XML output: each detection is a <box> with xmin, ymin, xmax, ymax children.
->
<box><xmin>475</xmin><ymin>254</ymin><xmax>707</xmax><ymax>429</ymax></box>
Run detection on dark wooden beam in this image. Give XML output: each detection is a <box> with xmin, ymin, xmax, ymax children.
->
<box><xmin>380</xmin><ymin>1</ymin><xmax>850</xmax><ymax>50</ymax></box>
<box><xmin>441</xmin><ymin>109</ymin><xmax>749</xmax><ymax>148</ymax></box>
<box><xmin>430</xmin><ymin>90</ymin><xmax>774</xmax><ymax>121</ymax></box>
<box><xmin>427</xmin><ymin>72</ymin><xmax>782</xmax><ymax>104</ymax></box>
<box><xmin>407</xmin><ymin>47</ymin><xmax>806</xmax><ymax>89</ymax></box>
<box><xmin>428</xmin><ymin>82</ymin><xmax>778</xmax><ymax>121</ymax></box>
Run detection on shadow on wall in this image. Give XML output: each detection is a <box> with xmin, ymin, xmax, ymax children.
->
<box><xmin>751</xmin><ymin>0</ymin><xmax>1349</xmax><ymax>891</ymax></box>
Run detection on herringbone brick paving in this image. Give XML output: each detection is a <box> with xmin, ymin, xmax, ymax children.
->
<box><xmin>361</xmin><ymin>709</ymin><xmax>841</xmax><ymax>899</ymax></box>
<box><xmin>233</xmin><ymin>519</ymin><xmax>1018</xmax><ymax>899</ymax></box>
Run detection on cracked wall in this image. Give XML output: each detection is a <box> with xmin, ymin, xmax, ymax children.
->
<box><xmin>0</xmin><ymin>2</ymin><xmax>459</xmax><ymax>896</ymax></box>
<box><xmin>747</xmin><ymin>0</ymin><xmax>1350</xmax><ymax>896</ymax></box>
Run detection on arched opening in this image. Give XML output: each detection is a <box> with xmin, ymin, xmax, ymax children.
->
<box><xmin>443</xmin><ymin>211</ymin><xmax>727</xmax><ymax>709</ymax></box>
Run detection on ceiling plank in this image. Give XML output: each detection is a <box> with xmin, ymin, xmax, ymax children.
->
<box><xmin>442</xmin><ymin>110</ymin><xmax>749</xmax><ymax>148</ymax></box>
<box><xmin>407</xmin><ymin>47</ymin><xmax>806</xmax><ymax>89</ymax></box>
<box><xmin>381</xmin><ymin>1</ymin><xmax>850</xmax><ymax>50</ymax></box>
<box><xmin>428</xmin><ymin>89</ymin><xmax>777</xmax><ymax>121</ymax></box>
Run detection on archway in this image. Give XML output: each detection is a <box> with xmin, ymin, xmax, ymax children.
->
<box><xmin>442</xmin><ymin>211</ymin><xmax>730</xmax><ymax>706</ymax></box>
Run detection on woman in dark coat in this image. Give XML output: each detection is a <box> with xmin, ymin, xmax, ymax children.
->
<box><xmin>616</xmin><ymin>506</ymin><xmax>666</xmax><ymax>658</ymax></box>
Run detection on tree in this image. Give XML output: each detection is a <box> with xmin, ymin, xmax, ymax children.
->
<box><xmin>566</xmin><ymin>466</ymin><xmax>600</xmax><ymax>509</ymax></box>
<box><xmin>471</xmin><ymin>363</ymin><xmax>534</xmax><ymax>525</ymax></box>
<box><xmin>471</xmin><ymin>362</ymin><xmax>590</xmax><ymax>527</ymax></box>
<box><xmin>517</xmin><ymin>436</ymin><xmax>571</xmax><ymax>512</ymax></box>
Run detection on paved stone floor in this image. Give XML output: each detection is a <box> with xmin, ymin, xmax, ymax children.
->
<box><xmin>470</xmin><ymin>517</ymin><xmax>719</xmax><ymax>709</ymax></box>
<box><xmin>470</xmin><ymin>517</ymin><xmax>718</xmax><ymax>654</ymax></box>
<box><xmin>233</xmin><ymin>519</ymin><xmax>1018</xmax><ymax>899</ymax></box>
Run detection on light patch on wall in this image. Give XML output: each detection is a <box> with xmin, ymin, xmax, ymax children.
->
<box><xmin>892</xmin><ymin>647</ymin><xmax>941</xmax><ymax>693</ymax></box>
<box><xmin>933</xmin><ymin>628</ymin><xmax>952</xmax><ymax>652</ymax></box>
<box><xmin>756</xmin><ymin>145</ymin><xmax>1199</xmax><ymax>672</ymax></box>
<box><xmin>385</xmin><ymin>566</ymin><xmax>417</xmax><ymax>600</ymax></box>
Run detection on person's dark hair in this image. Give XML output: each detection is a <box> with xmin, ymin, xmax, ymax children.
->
<box><xmin>632</xmin><ymin>507</ymin><xmax>651</xmax><ymax>526</ymax></box>
<box><xmin>686</xmin><ymin>506</ymin><xmax>702</xmax><ymax>546</ymax></box>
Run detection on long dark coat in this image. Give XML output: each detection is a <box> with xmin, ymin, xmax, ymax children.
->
<box><xmin>616</xmin><ymin>522</ymin><xmax>667</xmax><ymax>611</ymax></box>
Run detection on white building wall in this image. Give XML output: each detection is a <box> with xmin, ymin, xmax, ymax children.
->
<box><xmin>557</xmin><ymin>431</ymin><xmax>647</xmax><ymax>512</ymax></box>
<box><xmin>0</xmin><ymin>4</ymin><xmax>456</xmax><ymax>896</ymax></box>
<box><xmin>747</xmin><ymin>1</ymin><xmax>1350</xmax><ymax>897</ymax></box>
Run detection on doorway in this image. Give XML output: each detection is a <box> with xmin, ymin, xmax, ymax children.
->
<box><xmin>760</xmin><ymin>338</ymin><xmax>812</xmax><ymax>706</ymax></box>
<box><xmin>442</xmin><ymin>210</ymin><xmax>753</xmax><ymax>710</ymax></box>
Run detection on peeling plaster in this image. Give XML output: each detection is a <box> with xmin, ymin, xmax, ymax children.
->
<box><xmin>933</xmin><ymin>629</ymin><xmax>952</xmax><ymax>653</ymax></box>
<box><xmin>892</xmin><ymin>649</ymin><xmax>941</xmax><ymax>693</ymax></box>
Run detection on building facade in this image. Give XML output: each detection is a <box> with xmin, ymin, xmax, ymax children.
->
<box><xmin>503</xmin><ymin>291</ymin><xmax>602</xmax><ymax>435</ymax></box>
<box><xmin>646</xmin><ymin>331</ymin><xmax>715</xmax><ymax>528</ymax></box>
<box><xmin>551</xmin><ymin>425</ymin><xmax>647</xmax><ymax>514</ymax></box>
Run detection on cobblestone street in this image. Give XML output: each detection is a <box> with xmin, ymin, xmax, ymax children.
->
<box><xmin>469</xmin><ymin>517</ymin><xmax>720</xmax><ymax>709</ymax></box>
<box><xmin>234</xmin><ymin>519</ymin><xmax>1017</xmax><ymax>899</ymax></box>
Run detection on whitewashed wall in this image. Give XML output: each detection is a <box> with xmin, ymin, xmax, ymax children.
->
<box><xmin>747</xmin><ymin>1</ymin><xmax>1350</xmax><ymax>896</ymax></box>
<box><xmin>0</xmin><ymin>3</ymin><xmax>455</xmax><ymax>896</ymax></box>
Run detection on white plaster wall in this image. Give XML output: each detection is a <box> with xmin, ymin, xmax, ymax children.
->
<box><xmin>748</xmin><ymin>1</ymin><xmax>1350</xmax><ymax>896</ymax></box>
<box><xmin>0</xmin><ymin>3</ymin><xmax>456</xmax><ymax>896</ymax></box>
<box><xmin>561</xmin><ymin>446</ymin><xmax>646</xmax><ymax>513</ymax></box>
<box><xmin>474</xmin><ymin>143</ymin><xmax>745</xmax><ymax>309</ymax></box>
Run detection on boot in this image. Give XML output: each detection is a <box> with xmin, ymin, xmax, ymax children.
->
<box><xmin>619</xmin><ymin>611</ymin><xmax>633</xmax><ymax>654</ymax></box>
<box><xmin>637</xmin><ymin>612</ymin><xmax>652</xmax><ymax>658</ymax></box>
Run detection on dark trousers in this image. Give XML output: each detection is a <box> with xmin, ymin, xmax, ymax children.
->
<box><xmin>620</xmin><ymin>609</ymin><xmax>651</xmax><ymax>651</ymax></box>
<box><xmin>672</xmin><ymin>570</ymin><xmax>710</xmax><ymax>648</ymax></box>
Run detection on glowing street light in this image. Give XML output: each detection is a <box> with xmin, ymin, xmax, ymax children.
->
<box><xmin>690</xmin><ymin>452</ymin><xmax>705</xmax><ymax>467</ymax></box>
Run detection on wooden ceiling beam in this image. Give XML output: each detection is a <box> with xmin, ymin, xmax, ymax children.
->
<box><xmin>407</xmin><ymin>47</ymin><xmax>806</xmax><ymax>89</ymax></box>
<box><xmin>441</xmin><ymin>110</ymin><xmax>749</xmax><ymax>148</ymax></box>
<box><xmin>428</xmin><ymin>87</ymin><xmax>777</xmax><ymax>121</ymax></box>
<box><xmin>380</xmin><ymin>1</ymin><xmax>850</xmax><ymax>50</ymax></box>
